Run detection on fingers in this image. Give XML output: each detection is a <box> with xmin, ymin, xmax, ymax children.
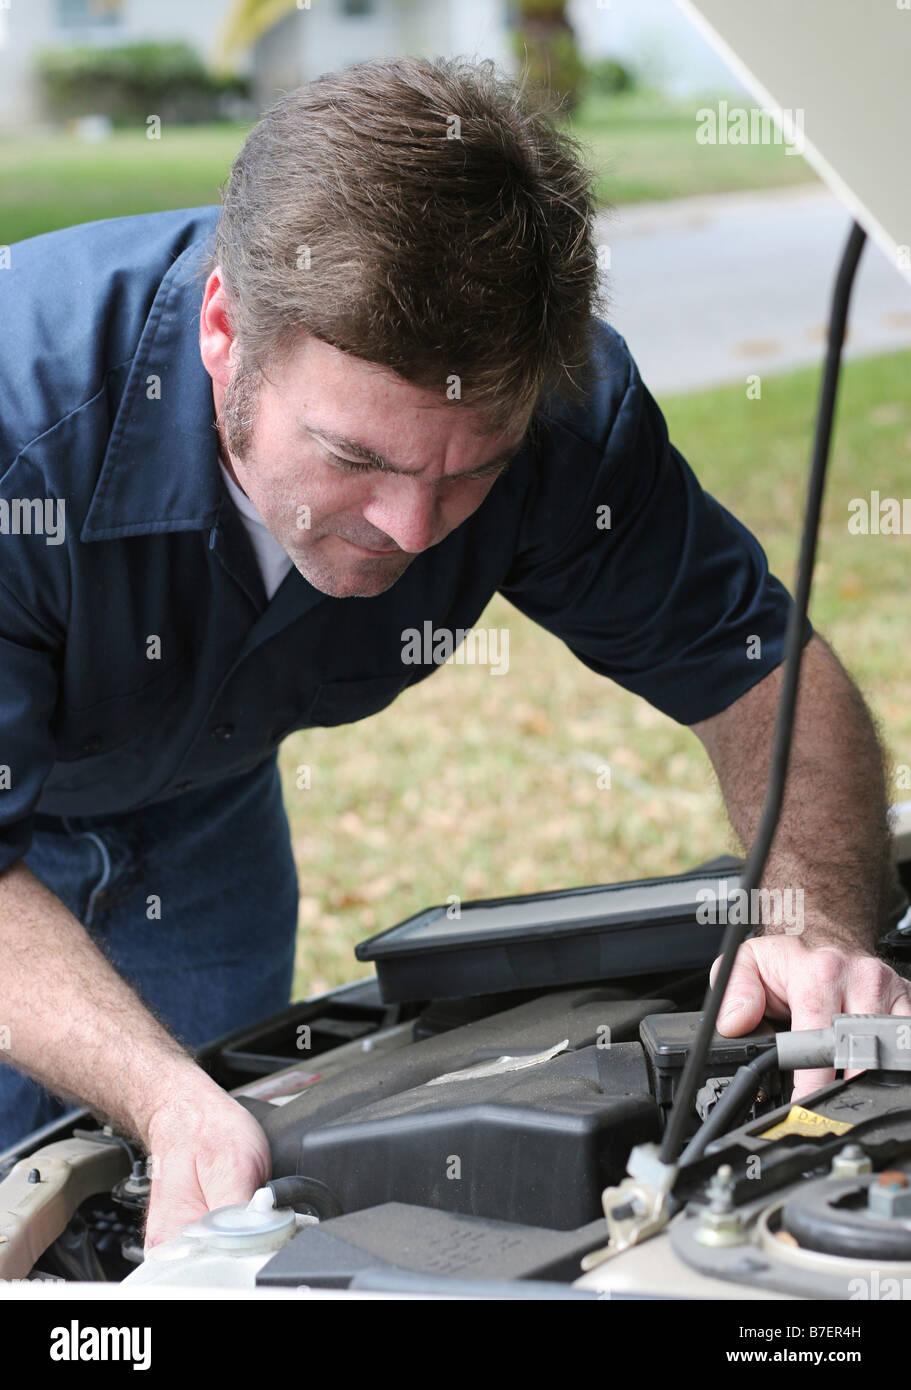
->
<box><xmin>842</xmin><ymin>954</ymin><xmax>911</xmax><ymax>1017</ymax></box>
<box><xmin>761</xmin><ymin>946</ymin><xmax>911</xmax><ymax>1098</ymax></box>
<box><xmin>143</xmin><ymin>1152</ymin><xmax>206</xmax><ymax>1251</ymax></box>
<box><xmin>194</xmin><ymin>1142</ymin><xmax>269</xmax><ymax>1213</ymax></box>
<box><xmin>142</xmin><ymin>1099</ymin><xmax>271</xmax><ymax>1252</ymax></box>
<box><xmin>839</xmin><ymin>956</ymin><xmax>896</xmax><ymax>1082</ymax></box>
<box><xmin>713</xmin><ymin>947</ymin><xmax>770</xmax><ymax>1036</ymax></box>
<box><xmin>783</xmin><ymin>946</ymin><xmax>847</xmax><ymax>1098</ymax></box>
<box><xmin>710</xmin><ymin>939</ymin><xmax>911</xmax><ymax>1104</ymax></box>
<box><xmin>791</xmin><ymin>1065</ymin><xmax>836</xmax><ymax>1100</ymax></box>
<box><xmin>838</xmin><ymin>956</ymin><xmax>911</xmax><ymax>1079</ymax></box>
<box><xmin>143</xmin><ymin>1148</ymin><xmax>264</xmax><ymax>1252</ymax></box>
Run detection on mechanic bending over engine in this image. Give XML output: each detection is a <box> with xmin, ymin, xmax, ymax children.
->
<box><xmin>0</xmin><ymin>55</ymin><xmax>908</xmax><ymax>1249</ymax></box>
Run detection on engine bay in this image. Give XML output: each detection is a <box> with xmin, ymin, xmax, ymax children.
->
<box><xmin>3</xmin><ymin>847</ymin><xmax>911</xmax><ymax>1300</ymax></box>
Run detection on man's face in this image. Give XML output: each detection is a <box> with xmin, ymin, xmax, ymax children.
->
<box><xmin>202</xmin><ymin>274</ymin><xmax>529</xmax><ymax>600</ymax></box>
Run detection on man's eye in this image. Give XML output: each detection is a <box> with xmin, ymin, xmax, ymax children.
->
<box><xmin>321</xmin><ymin>446</ymin><xmax>504</xmax><ymax>482</ymax></box>
<box><xmin>322</xmin><ymin>450</ymin><xmax>378</xmax><ymax>475</ymax></box>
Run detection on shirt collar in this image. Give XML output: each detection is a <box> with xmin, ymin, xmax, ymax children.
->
<box><xmin>81</xmin><ymin>237</ymin><xmax>221</xmax><ymax>542</ymax></box>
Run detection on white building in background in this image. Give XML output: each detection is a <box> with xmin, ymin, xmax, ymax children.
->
<box><xmin>252</xmin><ymin>0</ymin><xmax>513</xmax><ymax>103</ymax></box>
<box><xmin>0</xmin><ymin>0</ymin><xmax>229</xmax><ymax>125</ymax></box>
<box><xmin>0</xmin><ymin>0</ymin><xmax>742</xmax><ymax>129</ymax></box>
<box><xmin>0</xmin><ymin>0</ymin><xmax>514</xmax><ymax>127</ymax></box>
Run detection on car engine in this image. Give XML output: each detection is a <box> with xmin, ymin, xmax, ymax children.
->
<box><xmin>4</xmin><ymin>843</ymin><xmax>911</xmax><ymax>1301</ymax></box>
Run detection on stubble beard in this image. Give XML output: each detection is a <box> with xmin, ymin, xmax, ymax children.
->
<box><xmin>217</xmin><ymin>357</ymin><xmax>409</xmax><ymax>599</ymax></box>
<box><xmin>219</xmin><ymin>358</ymin><xmax>262</xmax><ymax>464</ymax></box>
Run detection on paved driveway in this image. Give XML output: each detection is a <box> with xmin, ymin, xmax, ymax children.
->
<box><xmin>597</xmin><ymin>185</ymin><xmax>911</xmax><ymax>395</ymax></box>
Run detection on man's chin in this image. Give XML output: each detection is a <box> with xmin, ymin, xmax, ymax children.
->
<box><xmin>292</xmin><ymin>555</ymin><xmax>409</xmax><ymax>599</ymax></box>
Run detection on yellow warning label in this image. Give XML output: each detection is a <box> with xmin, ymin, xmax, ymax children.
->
<box><xmin>759</xmin><ymin>1105</ymin><xmax>854</xmax><ymax>1141</ymax></box>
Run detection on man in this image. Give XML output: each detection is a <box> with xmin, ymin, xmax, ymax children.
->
<box><xmin>0</xmin><ymin>54</ymin><xmax>908</xmax><ymax>1251</ymax></box>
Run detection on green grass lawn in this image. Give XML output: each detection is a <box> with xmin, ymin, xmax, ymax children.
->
<box><xmin>278</xmin><ymin>347</ymin><xmax>911</xmax><ymax>998</ymax></box>
<box><xmin>0</xmin><ymin>123</ymin><xmax>252</xmax><ymax>244</ymax></box>
<box><xmin>0</xmin><ymin>90</ymin><xmax>818</xmax><ymax>246</ymax></box>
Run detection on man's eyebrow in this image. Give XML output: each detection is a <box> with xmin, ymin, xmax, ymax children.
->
<box><xmin>302</xmin><ymin>424</ymin><xmax>523</xmax><ymax>477</ymax></box>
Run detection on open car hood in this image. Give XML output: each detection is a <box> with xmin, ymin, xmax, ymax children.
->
<box><xmin>674</xmin><ymin>0</ymin><xmax>911</xmax><ymax>287</ymax></box>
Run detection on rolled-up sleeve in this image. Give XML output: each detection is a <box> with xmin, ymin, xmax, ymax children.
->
<box><xmin>0</xmin><ymin>574</ymin><xmax>60</xmax><ymax>873</ymax></box>
<box><xmin>499</xmin><ymin>339</ymin><xmax>812</xmax><ymax>725</ymax></box>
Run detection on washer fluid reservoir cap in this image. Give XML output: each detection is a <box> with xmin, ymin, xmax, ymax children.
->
<box><xmin>187</xmin><ymin>1190</ymin><xmax>295</xmax><ymax>1251</ymax></box>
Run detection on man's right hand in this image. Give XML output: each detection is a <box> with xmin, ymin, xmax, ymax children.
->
<box><xmin>141</xmin><ymin>1080</ymin><xmax>272</xmax><ymax>1251</ymax></box>
<box><xmin>0</xmin><ymin>862</ymin><xmax>275</xmax><ymax>1254</ymax></box>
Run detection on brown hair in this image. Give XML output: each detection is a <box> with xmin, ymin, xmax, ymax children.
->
<box><xmin>210</xmin><ymin>53</ymin><xmax>608</xmax><ymax>442</ymax></box>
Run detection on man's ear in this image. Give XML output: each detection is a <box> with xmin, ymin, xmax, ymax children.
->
<box><xmin>199</xmin><ymin>267</ymin><xmax>238</xmax><ymax>388</ymax></box>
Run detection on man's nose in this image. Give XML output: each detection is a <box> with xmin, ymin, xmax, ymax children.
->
<box><xmin>364</xmin><ymin>482</ymin><xmax>441</xmax><ymax>554</ymax></box>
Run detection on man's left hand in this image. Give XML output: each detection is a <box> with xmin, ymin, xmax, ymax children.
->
<box><xmin>711</xmin><ymin>936</ymin><xmax>911</xmax><ymax>1097</ymax></box>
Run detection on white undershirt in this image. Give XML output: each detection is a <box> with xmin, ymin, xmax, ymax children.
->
<box><xmin>218</xmin><ymin>458</ymin><xmax>294</xmax><ymax>601</ymax></box>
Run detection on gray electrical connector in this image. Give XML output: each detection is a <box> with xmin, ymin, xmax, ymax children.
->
<box><xmin>775</xmin><ymin>1014</ymin><xmax>911</xmax><ymax>1072</ymax></box>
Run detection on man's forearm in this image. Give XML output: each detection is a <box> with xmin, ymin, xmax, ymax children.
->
<box><xmin>0</xmin><ymin>860</ymin><xmax>220</xmax><ymax>1144</ymax></box>
<box><xmin>692</xmin><ymin>633</ymin><xmax>894</xmax><ymax>952</ymax></box>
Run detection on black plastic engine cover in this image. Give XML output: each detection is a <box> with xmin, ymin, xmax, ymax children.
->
<box><xmin>249</xmin><ymin>989</ymin><xmax>670</xmax><ymax>1230</ymax></box>
<box><xmin>278</xmin><ymin>1041</ymin><xmax>657</xmax><ymax>1229</ymax></box>
<box><xmin>256</xmin><ymin>988</ymin><xmax>673</xmax><ymax>1179</ymax></box>
<box><xmin>256</xmin><ymin>1203</ymin><xmax>608</xmax><ymax>1288</ymax></box>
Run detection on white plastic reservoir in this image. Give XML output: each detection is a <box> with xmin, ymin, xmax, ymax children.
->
<box><xmin>122</xmin><ymin>1187</ymin><xmax>310</xmax><ymax>1288</ymax></box>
